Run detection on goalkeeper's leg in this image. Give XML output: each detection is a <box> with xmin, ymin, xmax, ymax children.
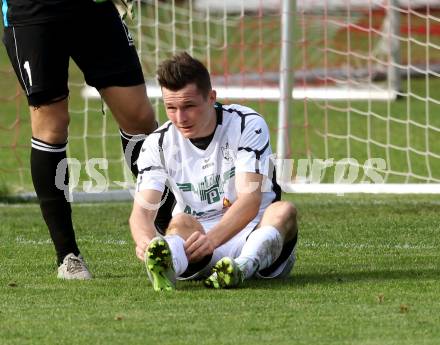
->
<box><xmin>29</xmin><ymin>99</ymin><xmax>92</xmax><ymax>280</ymax></box>
<box><xmin>3</xmin><ymin>20</ymin><xmax>92</xmax><ymax>277</ymax></box>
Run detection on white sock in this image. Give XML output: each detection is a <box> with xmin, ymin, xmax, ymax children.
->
<box><xmin>164</xmin><ymin>234</ymin><xmax>188</xmax><ymax>276</ymax></box>
<box><xmin>235</xmin><ymin>225</ymin><xmax>283</xmax><ymax>279</ymax></box>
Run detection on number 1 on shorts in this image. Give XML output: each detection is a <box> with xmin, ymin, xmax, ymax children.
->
<box><xmin>23</xmin><ymin>61</ymin><xmax>33</xmax><ymax>86</ymax></box>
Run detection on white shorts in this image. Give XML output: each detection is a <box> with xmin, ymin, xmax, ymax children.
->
<box><xmin>177</xmin><ymin>216</ymin><xmax>297</xmax><ymax>281</ymax></box>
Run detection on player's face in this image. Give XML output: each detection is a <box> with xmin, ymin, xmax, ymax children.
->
<box><xmin>162</xmin><ymin>83</ymin><xmax>217</xmax><ymax>139</ymax></box>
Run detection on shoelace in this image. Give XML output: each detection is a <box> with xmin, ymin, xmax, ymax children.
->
<box><xmin>66</xmin><ymin>257</ymin><xmax>85</xmax><ymax>274</ymax></box>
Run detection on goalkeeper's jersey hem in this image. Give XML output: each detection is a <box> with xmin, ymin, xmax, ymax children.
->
<box><xmin>3</xmin><ymin>14</ymin><xmax>73</xmax><ymax>27</ymax></box>
<box><xmin>1</xmin><ymin>0</ymin><xmax>114</xmax><ymax>27</ymax></box>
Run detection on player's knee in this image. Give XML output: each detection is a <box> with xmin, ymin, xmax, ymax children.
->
<box><xmin>165</xmin><ymin>213</ymin><xmax>203</xmax><ymax>239</ymax></box>
<box><xmin>168</xmin><ymin>213</ymin><xmax>196</xmax><ymax>227</ymax></box>
<box><xmin>31</xmin><ymin>99</ymin><xmax>70</xmax><ymax>143</ymax></box>
<box><xmin>103</xmin><ymin>86</ymin><xmax>156</xmax><ymax>134</ymax></box>
<box><xmin>120</xmin><ymin>102</ymin><xmax>154</xmax><ymax>134</ymax></box>
<box><xmin>266</xmin><ymin>201</ymin><xmax>297</xmax><ymax>224</ymax></box>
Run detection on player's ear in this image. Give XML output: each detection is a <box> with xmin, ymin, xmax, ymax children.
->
<box><xmin>208</xmin><ymin>89</ymin><xmax>216</xmax><ymax>104</ymax></box>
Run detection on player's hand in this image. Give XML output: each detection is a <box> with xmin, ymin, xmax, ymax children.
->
<box><xmin>184</xmin><ymin>231</ymin><xmax>215</xmax><ymax>263</ymax></box>
<box><xmin>135</xmin><ymin>237</ymin><xmax>150</xmax><ymax>262</ymax></box>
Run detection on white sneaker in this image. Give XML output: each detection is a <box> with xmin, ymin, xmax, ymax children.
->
<box><xmin>57</xmin><ymin>253</ymin><xmax>92</xmax><ymax>280</ymax></box>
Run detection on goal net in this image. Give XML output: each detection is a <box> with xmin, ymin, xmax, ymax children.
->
<box><xmin>284</xmin><ymin>0</ymin><xmax>440</xmax><ymax>193</ymax></box>
<box><xmin>0</xmin><ymin>0</ymin><xmax>439</xmax><ymax>199</ymax></box>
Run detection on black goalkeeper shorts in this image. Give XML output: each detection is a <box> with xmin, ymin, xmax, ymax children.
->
<box><xmin>2</xmin><ymin>1</ymin><xmax>144</xmax><ymax>106</ymax></box>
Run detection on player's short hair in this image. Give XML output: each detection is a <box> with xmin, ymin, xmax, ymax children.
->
<box><xmin>157</xmin><ymin>52</ymin><xmax>212</xmax><ymax>98</ymax></box>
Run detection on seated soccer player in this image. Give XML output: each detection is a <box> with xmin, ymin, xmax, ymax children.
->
<box><xmin>129</xmin><ymin>52</ymin><xmax>298</xmax><ymax>291</ymax></box>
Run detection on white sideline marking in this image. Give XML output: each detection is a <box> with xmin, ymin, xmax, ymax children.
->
<box><xmin>15</xmin><ymin>236</ymin><xmax>128</xmax><ymax>246</ymax></box>
<box><xmin>14</xmin><ymin>236</ymin><xmax>437</xmax><ymax>251</ymax></box>
<box><xmin>301</xmin><ymin>240</ymin><xmax>438</xmax><ymax>250</ymax></box>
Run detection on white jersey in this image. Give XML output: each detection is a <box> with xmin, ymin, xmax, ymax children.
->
<box><xmin>136</xmin><ymin>103</ymin><xmax>280</xmax><ymax>221</ymax></box>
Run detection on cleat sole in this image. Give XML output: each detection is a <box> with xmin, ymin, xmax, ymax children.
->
<box><xmin>145</xmin><ymin>238</ymin><xmax>176</xmax><ymax>292</ymax></box>
<box><xmin>204</xmin><ymin>257</ymin><xmax>243</xmax><ymax>289</ymax></box>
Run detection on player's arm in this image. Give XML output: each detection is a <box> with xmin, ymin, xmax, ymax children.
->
<box><xmin>207</xmin><ymin>171</ymin><xmax>262</xmax><ymax>244</ymax></box>
<box><xmin>185</xmin><ymin>171</ymin><xmax>263</xmax><ymax>262</ymax></box>
<box><xmin>207</xmin><ymin>113</ymin><xmax>271</xmax><ymax>247</ymax></box>
<box><xmin>130</xmin><ymin>131</ymin><xmax>168</xmax><ymax>260</ymax></box>
<box><xmin>129</xmin><ymin>188</ymin><xmax>163</xmax><ymax>261</ymax></box>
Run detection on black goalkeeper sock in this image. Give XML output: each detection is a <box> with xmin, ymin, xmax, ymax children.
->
<box><xmin>31</xmin><ymin>137</ymin><xmax>79</xmax><ymax>265</ymax></box>
<box><xmin>119</xmin><ymin>128</ymin><xmax>175</xmax><ymax>232</ymax></box>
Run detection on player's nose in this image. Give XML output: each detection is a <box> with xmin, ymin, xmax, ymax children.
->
<box><xmin>175</xmin><ymin>108</ymin><xmax>188</xmax><ymax>123</ymax></box>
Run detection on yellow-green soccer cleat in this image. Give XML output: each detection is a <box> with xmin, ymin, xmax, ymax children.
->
<box><xmin>204</xmin><ymin>257</ymin><xmax>244</xmax><ymax>289</ymax></box>
<box><xmin>145</xmin><ymin>237</ymin><xmax>176</xmax><ymax>291</ymax></box>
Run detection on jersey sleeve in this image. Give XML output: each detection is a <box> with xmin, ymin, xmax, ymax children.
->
<box><xmin>235</xmin><ymin>115</ymin><xmax>273</xmax><ymax>176</ymax></box>
<box><xmin>135</xmin><ymin>134</ymin><xmax>168</xmax><ymax>193</ymax></box>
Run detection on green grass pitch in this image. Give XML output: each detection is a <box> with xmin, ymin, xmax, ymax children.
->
<box><xmin>1</xmin><ymin>194</ymin><xmax>439</xmax><ymax>344</ymax></box>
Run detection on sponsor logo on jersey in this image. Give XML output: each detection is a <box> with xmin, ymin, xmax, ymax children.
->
<box><xmin>222</xmin><ymin>197</ymin><xmax>232</xmax><ymax>208</ymax></box>
<box><xmin>202</xmin><ymin>162</ymin><xmax>215</xmax><ymax>169</ymax></box>
<box><xmin>176</xmin><ymin>167</ymin><xmax>235</xmax><ymax>205</ymax></box>
<box><xmin>183</xmin><ymin>205</ymin><xmax>218</xmax><ymax>218</ymax></box>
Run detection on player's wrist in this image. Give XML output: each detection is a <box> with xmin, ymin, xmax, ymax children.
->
<box><xmin>206</xmin><ymin>230</ymin><xmax>222</xmax><ymax>249</ymax></box>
